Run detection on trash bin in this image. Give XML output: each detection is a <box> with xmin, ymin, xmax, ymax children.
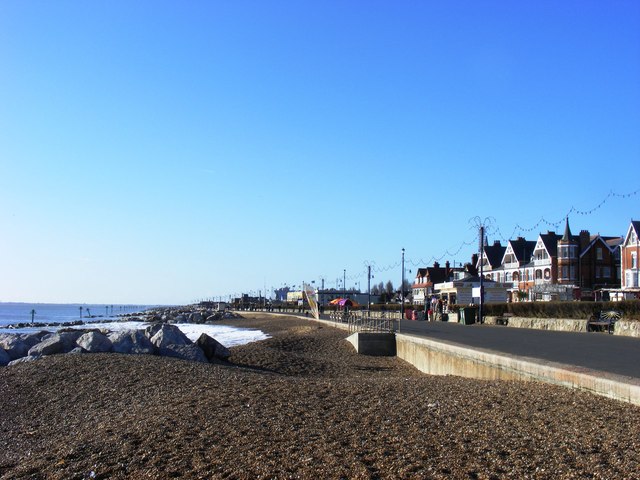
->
<box><xmin>460</xmin><ymin>307</ymin><xmax>476</xmax><ymax>325</ymax></box>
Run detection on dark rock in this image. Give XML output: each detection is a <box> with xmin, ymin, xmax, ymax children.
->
<box><xmin>196</xmin><ymin>333</ymin><xmax>230</xmax><ymax>361</ymax></box>
<box><xmin>144</xmin><ymin>323</ymin><xmax>164</xmax><ymax>339</ymax></box>
<box><xmin>159</xmin><ymin>344</ymin><xmax>208</xmax><ymax>363</ymax></box>
<box><xmin>0</xmin><ymin>348</ymin><xmax>10</xmax><ymax>366</ymax></box>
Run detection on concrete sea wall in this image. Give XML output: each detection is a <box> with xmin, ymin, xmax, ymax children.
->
<box><xmin>395</xmin><ymin>333</ymin><xmax>640</xmax><ymax>406</ymax></box>
<box><xmin>484</xmin><ymin>315</ymin><xmax>640</xmax><ymax>338</ymax></box>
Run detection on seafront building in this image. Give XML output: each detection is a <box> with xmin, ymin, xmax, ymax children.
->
<box><xmin>620</xmin><ymin>221</ymin><xmax>640</xmax><ymax>297</ymax></box>
<box><xmin>412</xmin><ymin>218</ymin><xmax>638</xmax><ymax>304</ymax></box>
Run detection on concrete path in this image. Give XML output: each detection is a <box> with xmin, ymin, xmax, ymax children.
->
<box><xmin>396</xmin><ymin>319</ymin><xmax>640</xmax><ymax>380</ymax></box>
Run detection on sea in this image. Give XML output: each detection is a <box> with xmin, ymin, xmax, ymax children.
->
<box><xmin>0</xmin><ymin>302</ymin><xmax>269</xmax><ymax>347</ymax></box>
<box><xmin>0</xmin><ymin>302</ymin><xmax>152</xmax><ymax>329</ymax></box>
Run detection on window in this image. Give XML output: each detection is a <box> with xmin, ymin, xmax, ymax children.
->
<box><xmin>597</xmin><ymin>248</ymin><xmax>603</xmax><ymax>261</ymax></box>
<box><xmin>561</xmin><ymin>266</ymin><xmax>568</xmax><ymax>279</ymax></box>
<box><xmin>633</xmin><ymin>252</ymin><xmax>638</xmax><ymax>269</ymax></box>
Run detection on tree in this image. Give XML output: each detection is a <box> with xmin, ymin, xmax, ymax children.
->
<box><xmin>385</xmin><ymin>280</ymin><xmax>395</xmax><ymax>299</ymax></box>
<box><xmin>402</xmin><ymin>279</ymin><xmax>412</xmax><ymax>297</ymax></box>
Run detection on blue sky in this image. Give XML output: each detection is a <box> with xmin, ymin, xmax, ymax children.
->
<box><xmin>1</xmin><ymin>1</ymin><xmax>638</xmax><ymax>304</ymax></box>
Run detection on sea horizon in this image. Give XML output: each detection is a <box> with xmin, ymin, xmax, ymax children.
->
<box><xmin>0</xmin><ymin>302</ymin><xmax>162</xmax><ymax>329</ymax></box>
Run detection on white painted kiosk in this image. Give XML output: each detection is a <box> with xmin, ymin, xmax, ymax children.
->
<box><xmin>434</xmin><ymin>276</ymin><xmax>509</xmax><ymax>307</ymax></box>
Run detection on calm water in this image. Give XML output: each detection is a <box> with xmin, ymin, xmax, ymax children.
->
<box><xmin>0</xmin><ymin>302</ymin><xmax>154</xmax><ymax>328</ymax></box>
<box><xmin>0</xmin><ymin>302</ymin><xmax>269</xmax><ymax>347</ymax></box>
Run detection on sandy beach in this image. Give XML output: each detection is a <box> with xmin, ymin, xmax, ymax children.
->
<box><xmin>1</xmin><ymin>313</ymin><xmax>639</xmax><ymax>479</ymax></box>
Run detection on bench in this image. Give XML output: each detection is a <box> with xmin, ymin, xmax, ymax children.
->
<box><xmin>587</xmin><ymin>311</ymin><xmax>621</xmax><ymax>334</ymax></box>
<box><xmin>496</xmin><ymin>313</ymin><xmax>513</xmax><ymax>326</ymax></box>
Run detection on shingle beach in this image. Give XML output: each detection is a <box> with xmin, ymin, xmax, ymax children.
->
<box><xmin>1</xmin><ymin>313</ymin><xmax>639</xmax><ymax>479</ymax></box>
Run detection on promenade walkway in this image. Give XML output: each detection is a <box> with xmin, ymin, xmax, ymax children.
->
<box><xmin>252</xmin><ymin>310</ymin><xmax>640</xmax><ymax>404</ymax></box>
<box><xmin>318</xmin><ymin>313</ymin><xmax>640</xmax><ymax>404</ymax></box>
<box><xmin>395</xmin><ymin>318</ymin><xmax>640</xmax><ymax>380</ymax></box>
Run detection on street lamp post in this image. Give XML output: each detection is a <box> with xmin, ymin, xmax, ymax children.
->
<box><xmin>367</xmin><ymin>265</ymin><xmax>372</xmax><ymax>312</ymax></box>
<box><xmin>479</xmin><ymin>226</ymin><xmax>485</xmax><ymax>324</ymax></box>
<box><xmin>343</xmin><ymin>269</ymin><xmax>346</xmax><ymax>298</ymax></box>
<box><xmin>401</xmin><ymin>248</ymin><xmax>405</xmax><ymax>332</ymax></box>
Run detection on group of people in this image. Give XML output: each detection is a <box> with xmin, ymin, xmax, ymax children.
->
<box><xmin>426</xmin><ymin>296</ymin><xmax>447</xmax><ymax>321</ymax></box>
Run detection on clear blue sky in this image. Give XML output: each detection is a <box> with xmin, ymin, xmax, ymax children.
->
<box><xmin>1</xmin><ymin>1</ymin><xmax>638</xmax><ymax>304</ymax></box>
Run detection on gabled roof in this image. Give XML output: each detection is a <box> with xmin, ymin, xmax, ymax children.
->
<box><xmin>580</xmin><ymin>234</ymin><xmax>623</xmax><ymax>258</ymax></box>
<box><xmin>482</xmin><ymin>242</ymin><xmax>506</xmax><ymax>269</ymax></box>
<box><xmin>425</xmin><ymin>267</ymin><xmax>448</xmax><ymax>284</ymax></box>
<box><xmin>414</xmin><ymin>265</ymin><xmax>448</xmax><ymax>285</ymax></box>
<box><xmin>623</xmin><ymin>220</ymin><xmax>640</xmax><ymax>247</ymax></box>
<box><xmin>537</xmin><ymin>231</ymin><xmax>559</xmax><ymax>257</ymax></box>
<box><xmin>507</xmin><ymin>237</ymin><xmax>537</xmax><ymax>264</ymax></box>
<box><xmin>604</xmin><ymin>236</ymin><xmax>623</xmax><ymax>249</ymax></box>
<box><xmin>415</xmin><ymin>268</ymin><xmax>428</xmax><ymax>278</ymax></box>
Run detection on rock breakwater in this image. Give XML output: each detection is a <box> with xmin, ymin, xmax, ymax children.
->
<box><xmin>0</xmin><ymin>305</ymin><xmax>241</xmax><ymax>367</ymax></box>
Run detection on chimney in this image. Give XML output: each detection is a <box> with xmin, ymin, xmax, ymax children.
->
<box><xmin>579</xmin><ymin>230</ymin><xmax>590</xmax><ymax>251</ymax></box>
<box><xmin>433</xmin><ymin>261</ymin><xmax>440</xmax><ymax>268</ymax></box>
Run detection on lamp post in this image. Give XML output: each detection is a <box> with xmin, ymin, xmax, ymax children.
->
<box><xmin>479</xmin><ymin>227</ymin><xmax>485</xmax><ymax>324</ymax></box>
<box><xmin>367</xmin><ymin>265</ymin><xmax>372</xmax><ymax>312</ymax></box>
<box><xmin>401</xmin><ymin>247</ymin><xmax>405</xmax><ymax>332</ymax></box>
<box><xmin>343</xmin><ymin>269</ymin><xmax>346</xmax><ymax>298</ymax></box>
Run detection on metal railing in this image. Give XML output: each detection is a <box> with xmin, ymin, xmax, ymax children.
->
<box><xmin>348</xmin><ymin>311</ymin><xmax>395</xmax><ymax>334</ymax></box>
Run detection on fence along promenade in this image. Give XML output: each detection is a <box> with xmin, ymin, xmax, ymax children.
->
<box><xmin>327</xmin><ymin>310</ymin><xmax>395</xmax><ymax>334</ymax></box>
